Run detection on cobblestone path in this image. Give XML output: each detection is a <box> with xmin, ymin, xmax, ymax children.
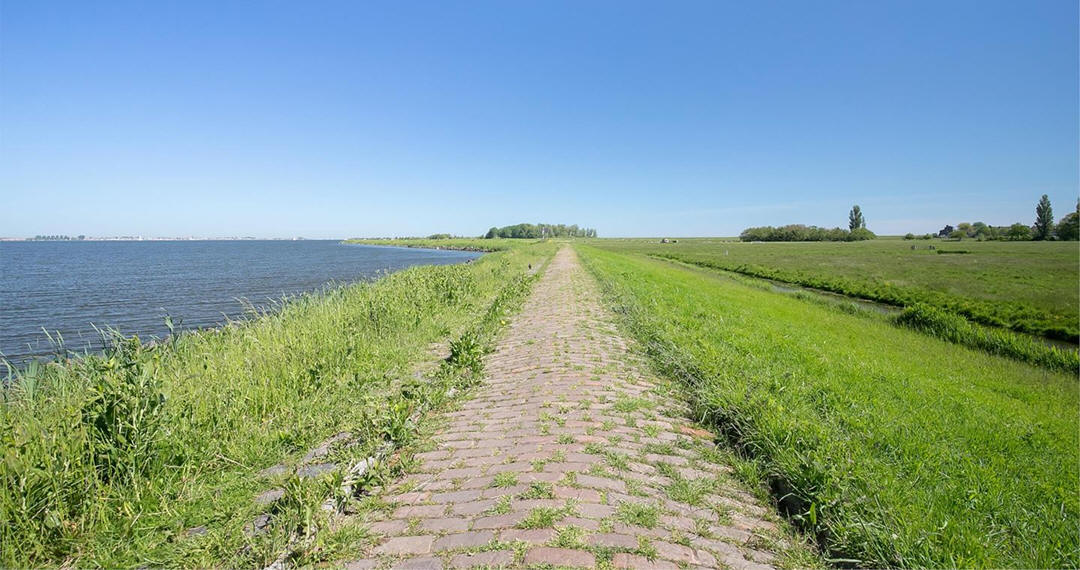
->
<box><xmin>346</xmin><ymin>247</ymin><xmax>790</xmax><ymax>569</ymax></box>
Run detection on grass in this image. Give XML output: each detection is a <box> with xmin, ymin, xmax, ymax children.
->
<box><xmin>614</xmin><ymin>502</ymin><xmax>661</xmax><ymax>529</ymax></box>
<box><xmin>519</xmin><ymin>481</ymin><xmax>555</xmax><ymax>500</ymax></box>
<box><xmin>0</xmin><ymin>241</ymin><xmax>556</xmax><ymax>567</ymax></box>
<box><xmin>591</xmin><ymin>238</ymin><xmax>1080</xmax><ymax>341</ymax></box>
<box><xmin>517</xmin><ymin>505</ymin><xmax>573</xmax><ymax>529</ymax></box>
<box><xmin>894</xmin><ymin>302</ymin><xmax>1077</xmax><ymax>373</ymax></box>
<box><xmin>577</xmin><ymin>244</ymin><xmax>1079</xmax><ymax>568</ymax></box>
<box><xmin>492</xmin><ymin>472</ymin><xmax>519</xmax><ymax>488</ymax></box>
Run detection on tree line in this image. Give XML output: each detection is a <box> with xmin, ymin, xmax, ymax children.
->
<box><xmin>740</xmin><ymin>225</ymin><xmax>876</xmax><ymax>242</ymax></box>
<box><xmin>914</xmin><ymin>195</ymin><xmax>1079</xmax><ymax>241</ymax></box>
<box><xmin>484</xmin><ymin>223</ymin><xmax>597</xmax><ymax>239</ymax></box>
<box><xmin>740</xmin><ymin>204</ymin><xmax>876</xmax><ymax>242</ymax></box>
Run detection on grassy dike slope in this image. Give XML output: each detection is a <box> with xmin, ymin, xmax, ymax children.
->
<box><xmin>576</xmin><ymin>245</ymin><xmax>1078</xmax><ymax>568</ymax></box>
<box><xmin>1</xmin><ymin>241</ymin><xmax>555</xmax><ymax>567</ymax></box>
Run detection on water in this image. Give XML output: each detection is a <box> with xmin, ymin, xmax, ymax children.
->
<box><xmin>0</xmin><ymin>241</ymin><xmax>481</xmax><ymax>364</ymax></box>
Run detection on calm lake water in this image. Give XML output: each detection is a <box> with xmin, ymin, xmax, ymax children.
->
<box><xmin>0</xmin><ymin>240</ymin><xmax>481</xmax><ymax>364</ymax></box>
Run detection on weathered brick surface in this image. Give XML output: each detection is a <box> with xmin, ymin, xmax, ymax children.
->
<box><xmin>524</xmin><ymin>546</ymin><xmax>595</xmax><ymax>568</ymax></box>
<box><xmin>357</xmin><ymin>248</ymin><xmax>785</xmax><ymax>568</ymax></box>
<box><xmin>448</xmin><ymin>550</ymin><xmax>514</xmax><ymax>568</ymax></box>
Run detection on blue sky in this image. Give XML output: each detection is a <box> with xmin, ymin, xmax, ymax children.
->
<box><xmin>1</xmin><ymin>1</ymin><xmax>1076</xmax><ymax>238</ymax></box>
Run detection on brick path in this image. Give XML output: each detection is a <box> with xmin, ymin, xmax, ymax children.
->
<box><xmin>346</xmin><ymin>247</ymin><xmax>788</xmax><ymax>569</ymax></box>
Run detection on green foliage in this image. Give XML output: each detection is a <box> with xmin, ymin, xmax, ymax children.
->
<box><xmin>1057</xmin><ymin>202</ymin><xmax>1079</xmax><ymax>241</ymax></box>
<box><xmin>447</xmin><ymin>330</ymin><xmax>486</xmax><ymax>378</ymax></box>
<box><xmin>1007</xmin><ymin>223</ymin><xmax>1033</xmax><ymax>240</ymax></box>
<box><xmin>516</xmin><ymin>506</ymin><xmax>572</xmax><ymax>529</ymax></box>
<box><xmin>0</xmin><ymin>242</ymin><xmax>555</xmax><ymax>567</ymax></box>
<box><xmin>484</xmin><ymin>222</ymin><xmax>596</xmax><ymax>239</ymax></box>
<box><xmin>578</xmin><ymin>245</ymin><xmax>1078</xmax><ymax>568</ymax></box>
<box><xmin>848</xmin><ymin>205</ymin><xmax>865</xmax><ymax>231</ymax></box>
<box><xmin>740</xmin><ymin>224</ymin><xmax>875</xmax><ymax>242</ymax></box>
<box><xmin>491</xmin><ymin>472</ymin><xmax>519</xmax><ymax>488</ymax></box>
<box><xmin>1034</xmin><ymin>194</ymin><xmax>1055</xmax><ymax>240</ymax></box>
<box><xmin>614</xmin><ymin>502</ymin><xmax>661</xmax><ymax>529</ymax></box>
<box><xmin>518</xmin><ymin>481</ymin><xmax>555</xmax><ymax>500</ymax></box>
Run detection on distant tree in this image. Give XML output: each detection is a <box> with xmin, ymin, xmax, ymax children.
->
<box><xmin>483</xmin><ymin>223</ymin><xmax>595</xmax><ymax>239</ymax></box>
<box><xmin>937</xmin><ymin>225</ymin><xmax>955</xmax><ymax>238</ymax></box>
<box><xmin>1056</xmin><ymin>200</ymin><xmax>1080</xmax><ymax>241</ymax></box>
<box><xmin>971</xmin><ymin>222</ymin><xmax>991</xmax><ymax>240</ymax></box>
<box><xmin>956</xmin><ymin>222</ymin><xmax>974</xmax><ymax>237</ymax></box>
<box><xmin>949</xmin><ymin>229</ymin><xmax>965</xmax><ymax>240</ymax></box>
<box><xmin>848</xmin><ymin>205</ymin><xmax>865</xmax><ymax>231</ymax></box>
<box><xmin>903</xmin><ymin>233</ymin><xmax>915</xmax><ymax>240</ymax></box>
<box><xmin>921</xmin><ymin>233</ymin><xmax>933</xmax><ymax>240</ymax></box>
<box><xmin>848</xmin><ymin>227</ymin><xmax>876</xmax><ymax>241</ymax></box>
<box><xmin>1033</xmin><ymin>194</ymin><xmax>1054</xmax><ymax>240</ymax></box>
<box><xmin>1006</xmin><ymin>223</ymin><xmax>1032</xmax><ymax>241</ymax></box>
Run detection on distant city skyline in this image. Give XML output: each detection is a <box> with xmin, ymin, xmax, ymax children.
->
<box><xmin>2</xmin><ymin>1</ymin><xmax>1076</xmax><ymax>238</ymax></box>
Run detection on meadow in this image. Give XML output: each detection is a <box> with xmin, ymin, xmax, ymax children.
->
<box><xmin>577</xmin><ymin>244</ymin><xmax>1079</xmax><ymax>568</ymax></box>
<box><xmin>0</xmin><ymin>241</ymin><xmax>555</xmax><ymax>567</ymax></box>
<box><xmin>594</xmin><ymin>238</ymin><xmax>1080</xmax><ymax>341</ymax></box>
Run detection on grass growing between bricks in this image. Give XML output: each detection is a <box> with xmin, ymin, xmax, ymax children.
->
<box><xmin>0</xmin><ymin>241</ymin><xmax>556</xmax><ymax>567</ymax></box>
<box><xmin>578</xmin><ymin>244</ymin><xmax>1080</xmax><ymax>568</ymax></box>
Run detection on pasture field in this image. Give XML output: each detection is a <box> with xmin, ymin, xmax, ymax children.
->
<box><xmin>1</xmin><ymin>242</ymin><xmax>555</xmax><ymax>567</ymax></box>
<box><xmin>593</xmin><ymin>238</ymin><xmax>1080</xmax><ymax>341</ymax></box>
<box><xmin>577</xmin><ymin>244</ymin><xmax>1079</xmax><ymax>568</ymax></box>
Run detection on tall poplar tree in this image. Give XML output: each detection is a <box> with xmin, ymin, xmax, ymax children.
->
<box><xmin>848</xmin><ymin>205</ymin><xmax>865</xmax><ymax>231</ymax></box>
<box><xmin>1033</xmin><ymin>194</ymin><xmax>1054</xmax><ymax>240</ymax></box>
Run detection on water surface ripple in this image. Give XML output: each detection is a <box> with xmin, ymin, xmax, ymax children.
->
<box><xmin>0</xmin><ymin>240</ymin><xmax>480</xmax><ymax>364</ymax></box>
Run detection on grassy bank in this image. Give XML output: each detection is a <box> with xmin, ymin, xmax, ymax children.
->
<box><xmin>1</xmin><ymin>242</ymin><xmax>556</xmax><ymax>567</ymax></box>
<box><xmin>592</xmin><ymin>238</ymin><xmax>1080</xmax><ymax>341</ymax></box>
<box><xmin>577</xmin><ymin>245</ymin><xmax>1079</xmax><ymax>568</ymax></box>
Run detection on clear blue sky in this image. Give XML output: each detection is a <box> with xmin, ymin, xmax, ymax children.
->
<box><xmin>1</xmin><ymin>1</ymin><xmax>1076</xmax><ymax>238</ymax></box>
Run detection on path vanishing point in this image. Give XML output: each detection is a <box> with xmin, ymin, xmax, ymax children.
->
<box><xmin>344</xmin><ymin>247</ymin><xmax>792</xmax><ymax>569</ymax></box>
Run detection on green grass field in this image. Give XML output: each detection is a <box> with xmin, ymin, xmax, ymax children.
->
<box><xmin>593</xmin><ymin>238</ymin><xmax>1080</xmax><ymax>341</ymax></box>
<box><xmin>577</xmin><ymin>244</ymin><xmax>1079</xmax><ymax>568</ymax></box>
<box><xmin>0</xmin><ymin>242</ymin><xmax>555</xmax><ymax>567</ymax></box>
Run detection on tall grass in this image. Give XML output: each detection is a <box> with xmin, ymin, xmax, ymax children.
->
<box><xmin>578</xmin><ymin>245</ymin><xmax>1079</xmax><ymax>568</ymax></box>
<box><xmin>894</xmin><ymin>303</ymin><xmax>1078</xmax><ymax>374</ymax></box>
<box><xmin>0</xmin><ymin>242</ymin><xmax>555</xmax><ymax>567</ymax></box>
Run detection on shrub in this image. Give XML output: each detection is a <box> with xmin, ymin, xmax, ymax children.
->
<box><xmin>739</xmin><ymin>224</ymin><xmax>875</xmax><ymax>242</ymax></box>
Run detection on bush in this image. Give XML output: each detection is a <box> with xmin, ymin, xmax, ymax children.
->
<box><xmin>739</xmin><ymin>224</ymin><xmax>875</xmax><ymax>242</ymax></box>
